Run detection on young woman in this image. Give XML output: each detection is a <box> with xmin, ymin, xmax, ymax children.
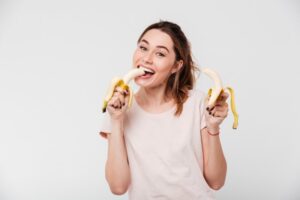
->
<box><xmin>100</xmin><ymin>21</ymin><xmax>229</xmax><ymax>200</ymax></box>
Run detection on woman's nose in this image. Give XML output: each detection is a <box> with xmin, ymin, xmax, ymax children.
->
<box><xmin>142</xmin><ymin>52</ymin><xmax>153</xmax><ymax>64</ymax></box>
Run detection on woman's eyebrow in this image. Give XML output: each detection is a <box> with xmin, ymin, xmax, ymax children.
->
<box><xmin>140</xmin><ymin>39</ymin><xmax>170</xmax><ymax>53</ymax></box>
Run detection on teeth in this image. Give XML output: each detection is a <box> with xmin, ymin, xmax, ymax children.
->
<box><xmin>138</xmin><ymin>66</ymin><xmax>155</xmax><ymax>74</ymax></box>
<box><xmin>102</xmin><ymin>67</ymin><xmax>145</xmax><ymax>113</ymax></box>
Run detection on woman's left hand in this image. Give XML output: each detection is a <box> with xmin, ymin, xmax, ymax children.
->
<box><xmin>205</xmin><ymin>91</ymin><xmax>229</xmax><ymax>133</ymax></box>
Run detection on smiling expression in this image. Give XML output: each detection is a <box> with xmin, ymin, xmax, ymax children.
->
<box><xmin>132</xmin><ymin>29</ymin><xmax>180</xmax><ymax>88</ymax></box>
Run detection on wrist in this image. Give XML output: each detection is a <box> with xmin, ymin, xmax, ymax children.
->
<box><xmin>111</xmin><ymin>116</ymin><xmax>124</xmax><ymax>123</ymax></box>
<box><xmin>205</xmin><ymin>125</ymin><xmax>220</xmax><ymax>135</ymax></box>
<box><xmin>111</xmin><ymin>118</ymin><xmax>124</xmax><ymax>131</ymax></box>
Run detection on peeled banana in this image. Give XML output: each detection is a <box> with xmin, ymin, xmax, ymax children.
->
<box><xmin>102</xmin><ymin>67</ymin><xmax>152</xmax><ymax>113</ymax></box>
<box><xmin>201</xmin><ymin>67</ymin><xmax>239</xmax><ymax>129</ymax></box>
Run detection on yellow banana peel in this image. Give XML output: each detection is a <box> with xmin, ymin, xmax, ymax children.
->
<box><xmin>102</xmin><ymin>67</ymin><xmax>152</xmax><ymax>113</ymax></box>
<box><xmin>102</xmin><ymin>66</ymin><xmax>239</xmax><ymax>130</ymax></box>
<box><xmin>202</xmin><ymin>67</ymin><xmax>239</xmax><ymax>129</ymax></box>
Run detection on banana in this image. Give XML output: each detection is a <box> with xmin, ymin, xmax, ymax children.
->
<box><xmin>201</xmin><ymin>67</ymin><xmax>239</xmax><ymax>129</ymax></box>
<box><xmin>102</xmin><ymin>67</ymin><xmax>152</xmax><ymax>113</ymax></box>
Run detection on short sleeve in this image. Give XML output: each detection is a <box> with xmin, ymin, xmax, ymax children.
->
<box><xmin>99</xmin><ymin>112</ymin><xmax>112</xmax><ymax>139</ymax></box>
<box><xmin>199</xmin><ymin>92</ymin><xmax>208</xmax><ymax>130</ymax></box>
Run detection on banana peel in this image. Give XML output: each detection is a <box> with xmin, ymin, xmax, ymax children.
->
<box><xmin>101</xmin><ymin>66</ymin><xmax>239</xmax><ymax>129</ymax></box>
<box><xmin>102</xmin><ymin>67</ymin><xmax>152</xmax><ymax>113</ymax></box>
<box><xmin>201</xmin><ymin>67</ymin><xmax>239</xmax><ymax>129</ymax></box>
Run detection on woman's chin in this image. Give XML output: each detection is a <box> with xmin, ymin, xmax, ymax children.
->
<box><xmin>134</xmin><ymin>80</ymin><xmax>147</xmax><ymax>87</ymax></box>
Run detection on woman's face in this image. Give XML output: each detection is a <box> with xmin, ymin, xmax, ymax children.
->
<box><xmin>132</xmin><ymin>29</ymin><xmax>179</xmax><ymax>88</ymax></box>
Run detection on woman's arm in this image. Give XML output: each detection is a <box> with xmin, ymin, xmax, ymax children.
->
<box><xmin>200</xmin><ymin>127</ymin><xmax>227</xmax><ymax>190</ymax></box>
<box><xmin>102</xmin><ymin>87</ymin><xmax>131</xmax><ymax>195</ymax></box>
<box><xmin>104</xmin><ymin>119</ymin><xmax>131</xmax><ymax>195</ymax></box>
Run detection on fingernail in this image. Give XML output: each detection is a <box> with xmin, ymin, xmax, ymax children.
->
<box><xmin>209</xmin><ymin>111</ymin><xmax>212</xmax><ymax>115</ymax></box>
<box><xmin>206</xmin><ymin>107</ymin><xmax>209</xmax><ymax>111</ymax></box>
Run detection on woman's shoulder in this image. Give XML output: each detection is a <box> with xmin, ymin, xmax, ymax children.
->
<box><xmin>188</xmin><ymin>88</ymin><xmax>207</xmax><ymax>100</ymax></box>
<box><xmin>181</xmin><ymin>89</ymin><xmax>207</xmax><ymax>116</ymax></box>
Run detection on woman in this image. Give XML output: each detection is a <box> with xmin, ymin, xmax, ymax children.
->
<box><xmin>100</xmin><ymin>20</ymin><xmax>229</xmax><ymax>200</ymax></box>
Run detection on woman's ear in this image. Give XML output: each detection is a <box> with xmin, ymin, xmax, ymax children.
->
<box><xmin>171</xmin><ymin>60</ymin><xmax>184</xmax><ymax>74</ymax></box>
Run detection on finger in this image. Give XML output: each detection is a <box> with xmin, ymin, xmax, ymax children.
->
<box><xmin>205</xmin><ymin>95</ymin><xmax>213</xmax><ymax>111</ymax></box>
<box><xmin>216</xmin><ymin>101</ymin><xmax>228</xmax><ymax>109</ymax></box>
<box><xmin>207</xmin><ymin>105</ymin><xmax>215</xmax><ymax>112</ymax></box>
<box><xmin>215</xmin><ymin>95</ymin><xmax>229</xmax><ymax>108</ymax></box>
<box><xmin>115</xmin><ymin>86</ymin><xmax>128</xmax><ymax>96</ymax></box>
<box><xmin>110</xmin><ymin>96</ymin><xmax>121</xmax><ymax>109</ymax></box>
<box><xmin>108</xmin><ymin>97</ymin><xmax>116</xmax><ymax>107</ymax></box>
<box><xmin>111</xmin><ymin>104</ymin><xmax>118</xmax><ymax>109</ymax></box>
<box><xmin>210</xmin><ymin>107</ymin><xmax>217</xmax><ymax>116</ymax></box>
<box><xmin>215</xmin><ymin>97</ymin><xmax>223</xmax><ymax>104</ymax></box>
<box><xmin>209</xmin><ymin>106</ymin><xmax>227</xmax><ymax>116</ymax></box>
<box><xmin>117</xmin><ymin>98</ymin><xmax>122</xmax><ymax>109</ymax></box>
<box><xmin>116</xmin><ymin>92</ymin><xmax>125</xmax><ymax>106</ymax></box>
<box><xmin>115</xmin><ymin>90</ymin><xmax>128</xmax><ymax>109</ymax></box>
<box><xmin>108</xmin><ymin>101</ymin><xmax>118</xmax><ymax>110</ymax></box>
<box><xmin>215</xmin><ymin>104</ymin><xmax>228</xmax><ymax>114</ymax></box>
<box><xmin>208</xmin><ymin>106</ymin><xmax>217</xmax><ymax>115</ymax></box>
<box><xmin>119</xmin><ymin>94</ymin><xmax>129</xmax><ymax>110</ymax></box>
<box><xmin>213</xmin><ymin>110</ymin><xmax>228</xmax><ymax>118</ymax></box>
<box><xmin>121</xmin><ymin>99</ymin><xmax>128</xmax><ymax>110</ymax></box>
<box><xmin>108</xmin><ymin>98</ymin><xmax>123</xmax><ymax>112</ymax></box>
<box><xmin>215</xmin><ymin>101</ymin><xmax>227</xmax><ymax>107</ymax></box>
<box><xmin>123</xmin><ymin>95</ymin><xmax>129</xmax><ymax>107</ymax></box>
<box><xmin>109</xmin><ymin>95</ymin><xmax>118</xmax><ymax>104</ymax></box>
<box><xmin>212</xmin><ymin>107</ymin><xmax>229</xmax><ymax>117</ymax></box>
<box><xmin>218</xmin><ymin>91</ymin><xmax>229</xmax><ymax>101</ymax></box>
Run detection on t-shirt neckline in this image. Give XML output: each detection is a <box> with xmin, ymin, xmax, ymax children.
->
<box><xmin>133</xmin><ymin>95</ymin><xmax>177</xmax><ymax>116</ymax></box>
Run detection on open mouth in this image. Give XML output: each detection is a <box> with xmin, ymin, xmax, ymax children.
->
<box><xmin>137</xmin><ymin>65</ymin><xmax>155</xmax><ymax>76</ymax></box>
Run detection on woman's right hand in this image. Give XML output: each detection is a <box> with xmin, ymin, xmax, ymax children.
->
<box><xmin>106</xmin><ymin>86</ymin><xmax>130</xmax><ymax>120</ymax></box>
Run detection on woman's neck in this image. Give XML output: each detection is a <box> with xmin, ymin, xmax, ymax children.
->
<box><xmin>135</xmin><ymin>85</ymin><xmax>174</xmax><ymax>108</ymax></box>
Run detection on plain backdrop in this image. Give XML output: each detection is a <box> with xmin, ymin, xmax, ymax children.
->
<box><xmin>0</xmin><ymin>0</ymin><xmax>299</xmax><ymax>199</ymax></box>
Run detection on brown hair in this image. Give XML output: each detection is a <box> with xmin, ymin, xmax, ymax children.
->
<box><xmin>137</xmin><ymin>20</ymin><xmax>200</xmax><ymax>117</ymax></box>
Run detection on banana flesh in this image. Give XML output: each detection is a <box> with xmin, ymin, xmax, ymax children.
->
<box><xmin>102</xmin><ymin>67</ymin><xmax>150</xmax><ymax>113</ymax></box>
<box><xmin>101</xmin><ymin>66</ymin><xmax>239</xmax><ymax>129</ymax></box>
<box><xmin>201</xmin><ymin>67</ymin><xmax>239</xmax><ymax>129</ymax></box>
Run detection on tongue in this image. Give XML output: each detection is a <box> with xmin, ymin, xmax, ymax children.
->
<box><xmin>141</xmin><ymin>72</ymin><xmax>153</xmax><ymax>77</ymax></box>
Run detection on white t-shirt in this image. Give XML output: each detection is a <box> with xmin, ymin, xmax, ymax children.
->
<box><xmin>99</xmin><ymin>89</ymin><xmax>216</xmax><ymax>200</ymax></box>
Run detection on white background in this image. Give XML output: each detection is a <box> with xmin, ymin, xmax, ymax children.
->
<box><xmin>0</xmin><ymin>0</ymin><xmax>299</xmax><ymax>199</ymax></box>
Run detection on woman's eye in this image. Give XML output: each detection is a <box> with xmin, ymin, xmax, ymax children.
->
<box><xmin>156</xmin><ymin>52</ymin><xmax>165</xmax><ymax>57</ymax></box>
<box><xmin>139</xmin><ymin>45</ymin><xmax>147</xmax><ymax>51</ymax></box>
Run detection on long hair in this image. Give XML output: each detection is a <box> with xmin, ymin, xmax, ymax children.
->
<box><xmin>137</xmin><ymin>20</ymin><xmax>200</xmax><ymax>116</ymax></box>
